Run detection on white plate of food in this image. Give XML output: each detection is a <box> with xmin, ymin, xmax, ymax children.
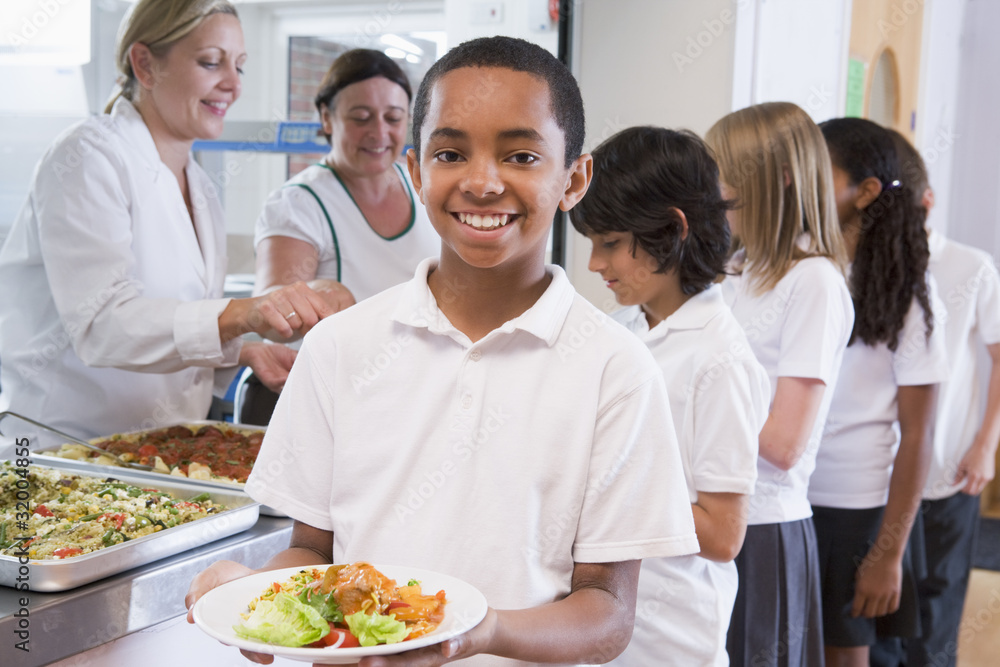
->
<box><xmin>192</xmin><ymin>562</ymin><xmax>488</xmax><ymax>664</ymax></box>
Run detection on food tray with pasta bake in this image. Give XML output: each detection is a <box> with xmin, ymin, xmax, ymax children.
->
<box><xmin>29</xmin><ymin>420</ymin><xmax>284</xmax><ymax>517</ymax></box>
<box><xmin>0</xmin><ymin>460</ymin><xmax>259</xmax><ymax>591</ymax></box>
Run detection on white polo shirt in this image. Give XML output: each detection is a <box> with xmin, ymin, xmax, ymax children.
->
<box><xmin>723</xmin><ymin>256</ymin><xmax>854</xmax><ymax>524</ymax></box>
<box><xmin>923</xmin><ymin>230</ymin><xmax>1000</xmax><ymax>500</ymax></box>
<box><xmin>248</xmin><ymin>259</ymin><xmax>699</xmax><ymax>667</ymax></box>
<box><xmin>608</xmin><ymin>285</ymin><xmax>769</xmax><ymax>667</ymax></box>
<box><xmin>810</xmin><ymin>276</ymin><xmax>949</xmax><ymax>509</ymax></box>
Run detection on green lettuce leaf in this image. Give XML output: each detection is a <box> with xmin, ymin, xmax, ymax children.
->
<box><xmin>233</xmin><ymin>592</ymin><xmax>330</xmax><ymax>647</ymax></box>
<box><xmin>297</xmin><ymin>587</ymin><xmax>344</xmax><ymax>623</ymax></box>
<box><xmin>343</xmin><ymin>610</ymin><xmax>408</xmax><ymax>647</ymax></box>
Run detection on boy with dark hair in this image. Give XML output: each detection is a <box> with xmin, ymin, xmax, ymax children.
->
<box><xmin>572</xmin><ymin>126</ymin><xmax>769</xmax><ymax>666</ymax></box>
<box><xmin>187</xmin><ymin>37</ymin><xmax>698</xmax><ymax>666</ymax></box>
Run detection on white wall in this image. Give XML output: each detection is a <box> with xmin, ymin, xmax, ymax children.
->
<box><xmin>750</xmin><ymin>0</ymin><xmax>850</xmax><ymax>122</ymax></box>
<box><xmin>916</xmin><ymin>0</ymin><xmax>967</xmax><ymax>236</ymax></box>
<box><xmin>444</xmin><ymin>0</ymin><xmax>558</xmax><ymax>53</ymax></box>
<box><xmin>568</xmin><ymin>0</ymin><xmax>744</xmax><ymax>308</ymax></box>
<box><xmin>946</xmin><ymin>0</ymin><xmax>1000</xmax><ymax>260</ymax></box>
<box><xmin>0</xmin><ymin>0</ymin><xmax>126</xmax><ymax>240</ymax></box>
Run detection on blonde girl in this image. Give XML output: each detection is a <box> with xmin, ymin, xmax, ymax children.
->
<box><xmin>705</xmin><ymin>102</ymin><xmax>855</xmax><ymax>667</ymax></box>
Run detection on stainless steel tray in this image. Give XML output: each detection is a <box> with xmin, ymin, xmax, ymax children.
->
<box><xmin>29</xmin><ymin>420</ymin><xmax>285</xmax><ymax>517</ymax></box>
<box><xmin>0</xmin><ymin>461</ymin><xmax>261</xmax><ymax>592</ymax></box>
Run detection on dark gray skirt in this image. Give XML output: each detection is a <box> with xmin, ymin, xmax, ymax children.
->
<box><xmin>812</xmin><ymin>505</ymin><xmax>922</xmax><ymax>647</ymax></box>
<box><xmin>726</xmin><ymin>518</ymin><xmax>825</xmax><ymax>667</ymax></box>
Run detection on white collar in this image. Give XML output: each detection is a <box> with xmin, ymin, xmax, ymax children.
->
<box><xmin>392</xmin><ymin>258</ymin><xmax>576</xmax><ymax>347</ymax></box>
<box><xmin>632</xmin><ymin>284</ymin><xmax>726</xmax><ymax>341</ymax></box>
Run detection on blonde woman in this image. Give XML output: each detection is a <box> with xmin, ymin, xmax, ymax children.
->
<box><xmin>705</xmin><ymin>102</ymin><xmax>855</xmax><ymax>667</ymax></box>
<box><xmin>0</xmin><ymin>0</ymin><xmax>340</xmax><ymax>438</ymax></box>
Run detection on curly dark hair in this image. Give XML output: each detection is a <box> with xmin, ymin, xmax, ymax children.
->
<box><xmin>411</xmin><ymin>36</ymin><xmax>584</xmax><ymax>168</ymax></box>
<box><xmin>568</xmin><ymin>126</ymin><xmax>732</xmax><ymax>296</ymax></box>
<box><xmin>820</xmin><ymin>118</ymin><xmax>932</xmax><ymax>351</ymax></box>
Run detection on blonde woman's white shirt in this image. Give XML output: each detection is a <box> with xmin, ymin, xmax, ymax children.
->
<box><xmin>608</xmin><ymin>284</ymin><xmax>769</xmax><ymax>667</ymax></box>
<box><xmin>922</xmin><ymin>230</ymin><xmax>1000</xmax><ymax>499</ymax></box>
<box><xmin>722</xmin><ymin>255</ymin><xmax>854</xmax><ymax>524</ymax></box>
<box><xmin>247</xmin><ymin>259</ymin><xmax>700</xmax><ymax>667</ymax></box>
<box><xmin>254</xmin><ymin>162</ymin><xmax>439</xmax><ymax>302</ymax></box>
<box><xmin>810</xmin><ymin>276</ymin><xmax>949</xmax><ymax>509</ymax></box>
<box><xmin>0</xmin><ymin>98</ymin><xmax>240</xmax><ymax>438</ymax></box>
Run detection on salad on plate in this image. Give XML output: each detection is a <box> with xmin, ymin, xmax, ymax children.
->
<box><xmin>235</xmin><ymin>562</ymin><xmax>448</xmax><ymax>649</ymax></box>
<box><xmin>193</xmin><ymin>561</ymin><xmax>487</xmax><ymax>663</ymax></box>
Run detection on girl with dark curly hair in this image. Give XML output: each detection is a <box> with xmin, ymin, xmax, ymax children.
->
<box><xmin>570</xmin><ymin>126</ymin><xmax>770</xmax><ymax>666</ymax></box>
<box><xmin>810</xmin><ymin>118</ymin><xmax>949</xmax><ymax>667</ymax></box>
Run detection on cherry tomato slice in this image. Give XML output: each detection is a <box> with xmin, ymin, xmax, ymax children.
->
<box><xmin>316</xmin><ymin>626</ymin><xmax>361</xmax><ymax>648</ymax></box>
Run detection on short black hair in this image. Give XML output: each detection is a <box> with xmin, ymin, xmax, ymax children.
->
<box><xmin>314</xmin><ymin>49</ymin><xmax>412</xmax><ymax>143</ymax></box>
<box><xmin>570</xmin><ymin>126</ymin><xmax>733</xmax><ymax>296</ymax></box>
<box><xmin>411</xmin><ymin>36</ymin><xmax>584</xmax><ymax>168</ymax></box>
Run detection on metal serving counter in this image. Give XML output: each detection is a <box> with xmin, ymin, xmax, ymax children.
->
<box><xmin>0</xmin><ymin>516</ymin><xmax>293</xmax><ymax>667</ymax></box>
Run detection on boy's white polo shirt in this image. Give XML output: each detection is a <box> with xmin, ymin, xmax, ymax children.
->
<box><xmin>248</xmin><ymin>259</ymin><xmax>699</xmax><ymax>659</ymax></box>
<box><xmin>723</xmin><ymin>256</ymin><xmax>854</xmax><ymax>524</ymax></box>
<box><xmin>810</xmin><ymin>276</ymin><xmax>949</xmax><ymax>509</ymax></box>
<box><xmin>923</xmin><ymin>230</ymin><xmax>1000</xmax><ymax>500</ymax></box>
<box><xmin>609</xmin><ymin>284</ymin><xmax>769</xmax><ymax>667</ymax></box>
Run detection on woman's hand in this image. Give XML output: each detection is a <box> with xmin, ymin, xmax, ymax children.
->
<box><xmin>239</xmin><ymin>342</ymin><xmax>297</xmax><ymax>393</ymax></box>
<box><xmin>219</xmin><ymin>281</ymin><xmax>340</xmax><ymax>342</ymax></box>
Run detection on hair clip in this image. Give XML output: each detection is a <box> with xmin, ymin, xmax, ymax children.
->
<box><xmin>885</xmin><ymin>179</ymin><xmax>902</xmax><ymax>190</ymax></box>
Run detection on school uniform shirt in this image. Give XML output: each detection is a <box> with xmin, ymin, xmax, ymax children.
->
<box><xmin>247</xmin><ymin>258</ymin><xmax>701</xmax><ymax>667</ymax></box>
<box><xmin>608</xmin><ymin>285</ymin><xmax>769</xmax><ymax>667</ymax></box>
<box><xmin>0</xmin><ymin>98</ymin><xmax>240</xmax><ymax>439</ymax></box>
<box><xmin>254</xmin><ymin>162</ymin><xmax>440</xmax><ymax>302</ymax></box>
<box><xmin>923</xmin><ymin>230</ymin><xmax>1000</xmax><ymax>500</ymax></box>
<box><xmin>723</xmin><ymin>255</ymin><xmax>854</xmax><ymax>525</ymax></box>
<box><xmin>809</xmin><ymin>276</ymin><xmax>949</xmax><ymax>509</ymax></box>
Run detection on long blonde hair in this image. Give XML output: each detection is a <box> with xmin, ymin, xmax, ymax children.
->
<box><xmin>104</xmin><ymin>0</ymin><xmax>238</xmax><ymax>114</ymax></box>
<box><xmin>705</xmin><ymin>102</ymin><xmax>847</xmax><ymax>293</ymax></box>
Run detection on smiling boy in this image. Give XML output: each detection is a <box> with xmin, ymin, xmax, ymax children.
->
<box><xmin>187</xmin><ymin>36</ymin><xmax>698</xmax><ymax>666</ymax></box>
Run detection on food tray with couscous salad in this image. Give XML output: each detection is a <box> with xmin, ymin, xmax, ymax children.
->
<box><xmin>0</xmin><ymin>460</ymin><xmax>259</xmax><ymax>591</ymax></box>
<box><xmin>29</xmin><ymin>420</ymin><xmax>285</xmax><ymax>517</ymax></box>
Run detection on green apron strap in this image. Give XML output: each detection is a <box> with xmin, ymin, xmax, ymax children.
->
<box><xmin>285</xmin><ymin>182</ymin><xmax>342</xmax><ymax>283</ymax></box>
